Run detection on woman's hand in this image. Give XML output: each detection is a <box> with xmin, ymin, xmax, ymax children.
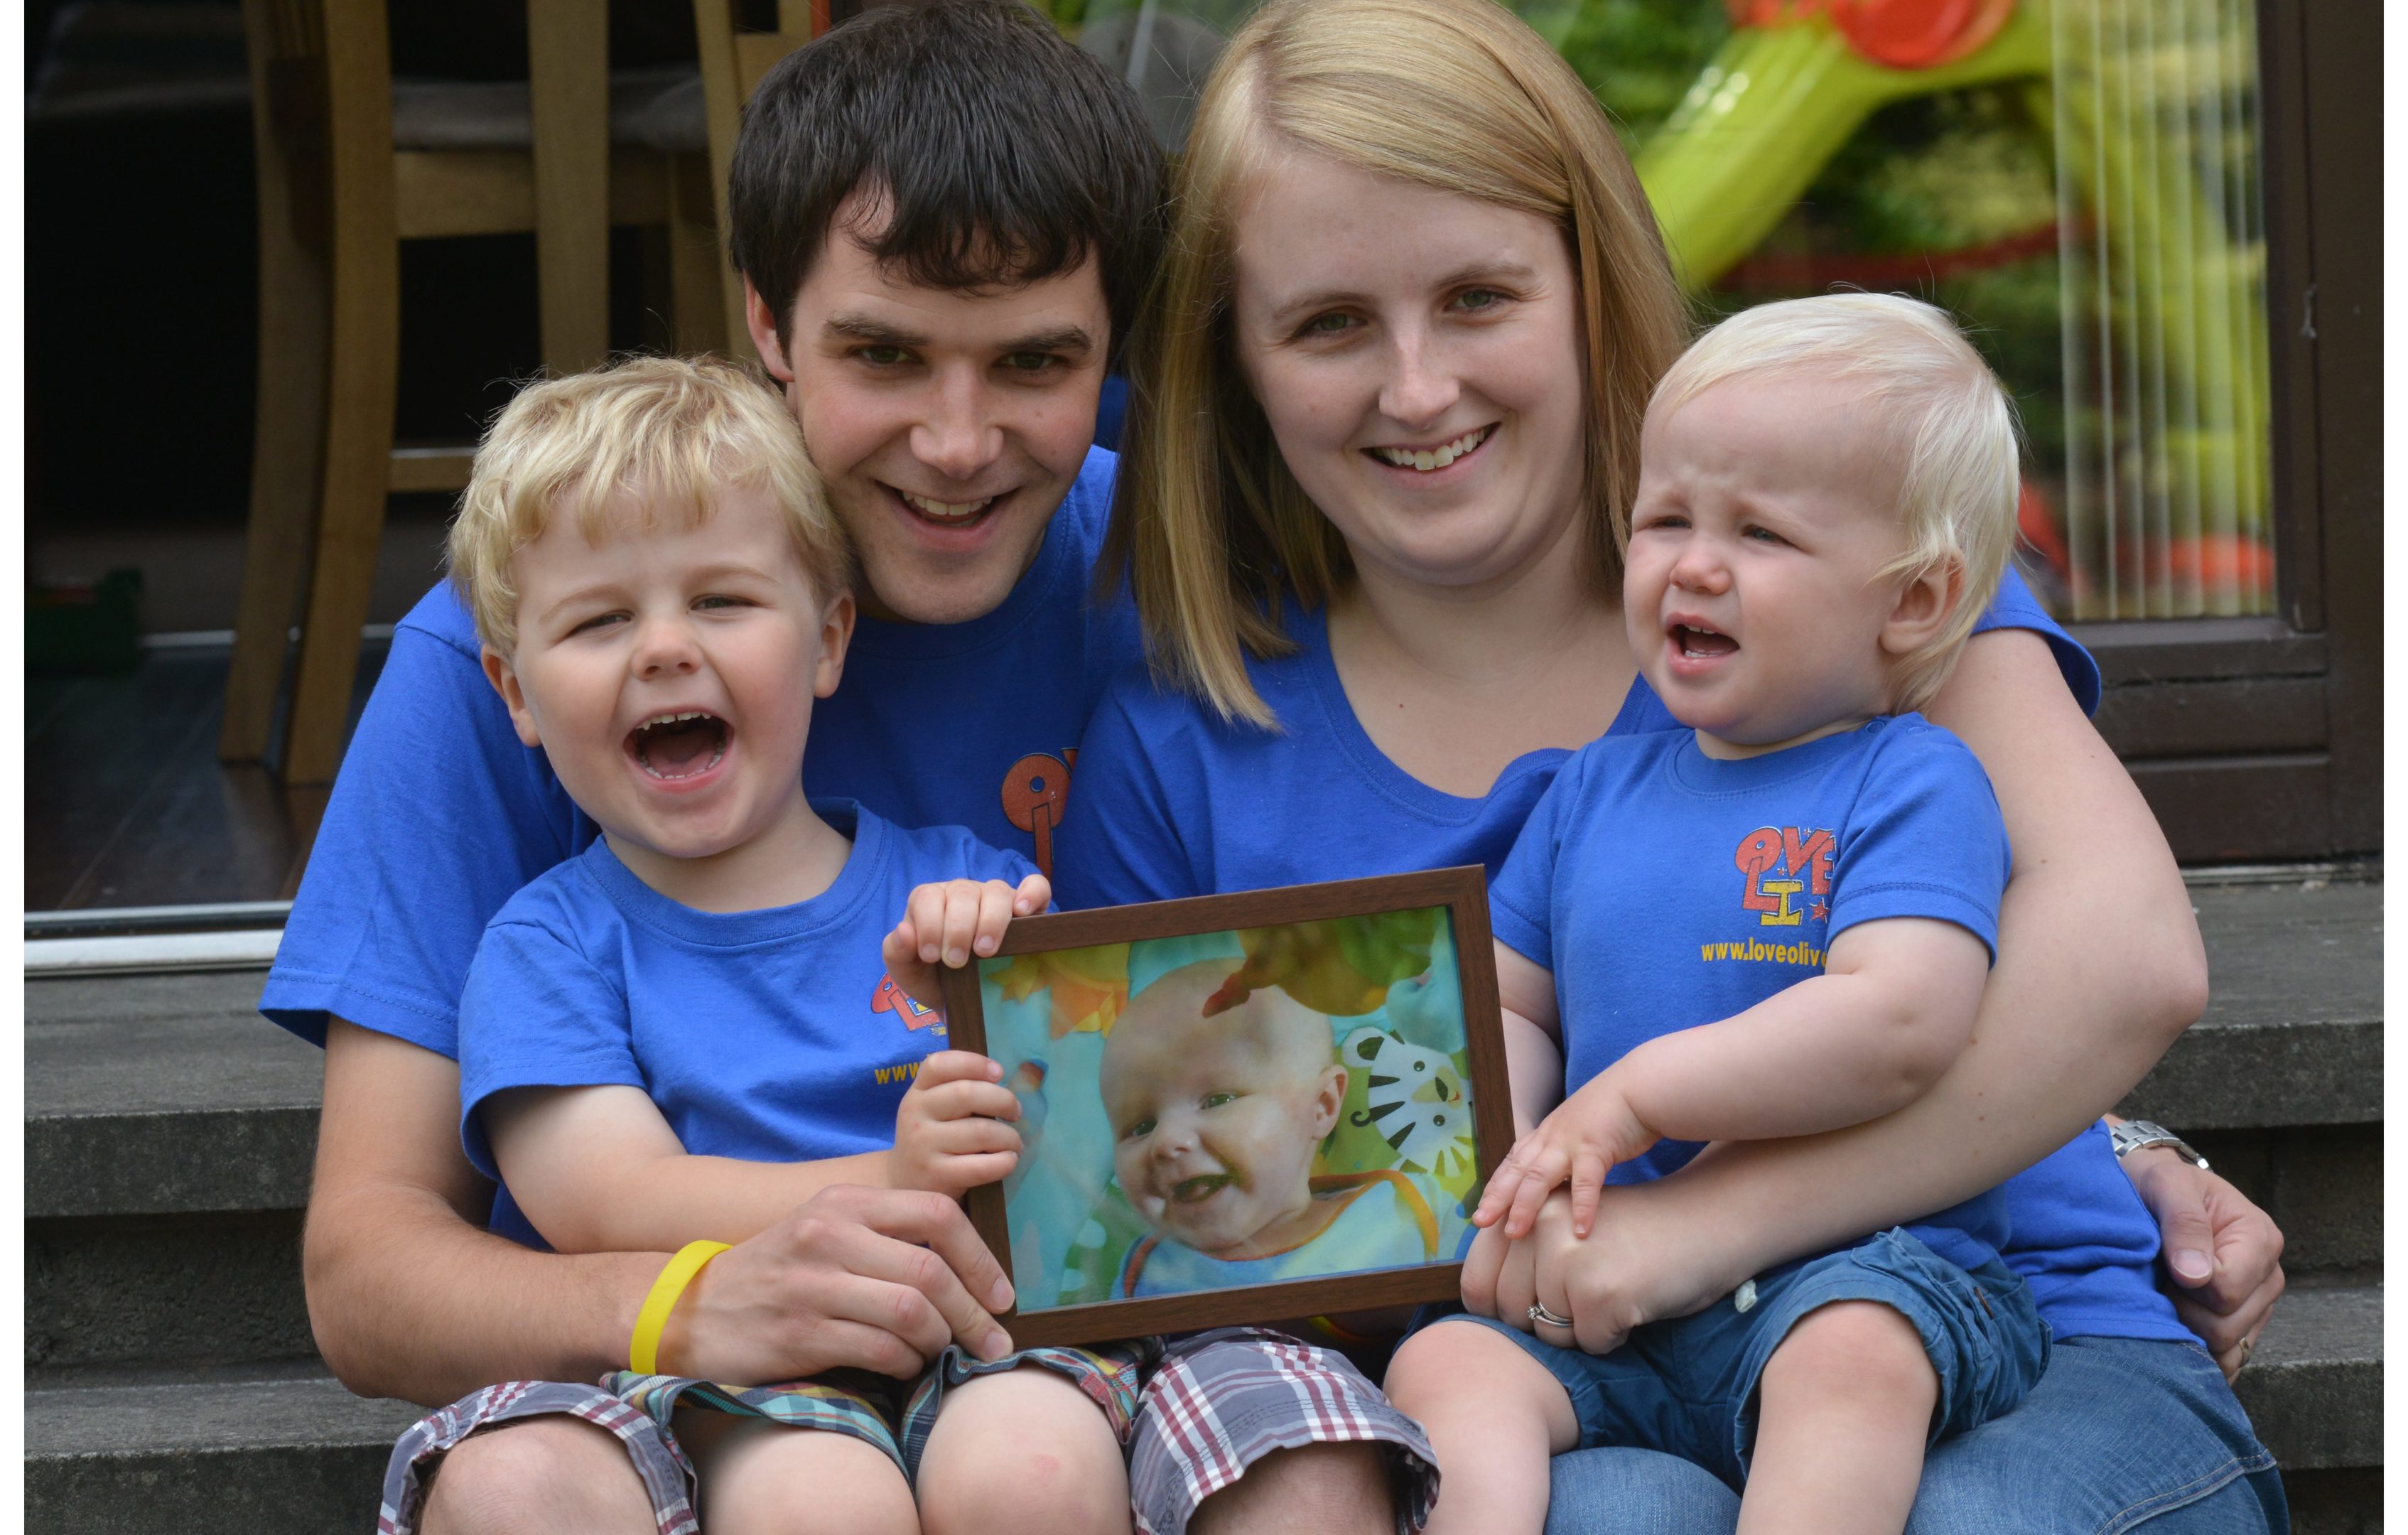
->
<box><xmin>2122</xmin><ymin>1147</ymin><xmax>2286</xmax><ymax>1379</ymax></box>
<box><xmin>1460</xmin><ymin>1183</ymin><xmax>1743</xmax><ymax>1358</ymax></box>
<box><xmin>889</xmin><ymin>1051</ymin><xmax>1022</xmax><ymax>1199</ymax></box>
<box><xmin>661</xmin><ymin>1184</ymin><xmax>1018</xmax><ymax>1383</ymax></box>
<box><xmin>883</xmin><ymin>874</ymin><xmax>1051</xmax><ymax>1010</ymax></box>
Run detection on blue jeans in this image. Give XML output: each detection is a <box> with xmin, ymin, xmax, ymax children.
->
<box><xmin>1541</xmin><ymin>1337</ymin><xmax>2286</xmax><ymax>1534</ymax></box>
<box><xmin>1448</xmin><ymin>1233</ymin><xmax>2048</xmax><ymax>1485</ymax></box>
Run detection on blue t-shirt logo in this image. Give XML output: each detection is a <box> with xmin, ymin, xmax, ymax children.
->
<box><xmin>872</xmin><ymin>972</ymin><xmax>945</xmax><ymax>1034</ymax></box>
<box><xmin>1736</xmin><ymin>824</ymin><xmax>1835</xmax><ymax>926</ymax></box>
<box><xmin>1002</xmin><ymin>748</ymin><xmax>1077</xmax><ymax>878</ymax></box>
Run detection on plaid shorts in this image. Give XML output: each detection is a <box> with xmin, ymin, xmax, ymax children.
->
<box><xmin>1130</xmin><ymin>1328</ymin><xmax>1440</xmax><ymax>1535</ymax></box>
<box><xmin>379</xmin><ymin>1330</ymin><xmax>1436</xmax><ymax>1535</ymax></box>
<box><xmin>377</xmin><ymin>1342</ymin><xmax>1144</xmax><ymax>1535</ymax></box>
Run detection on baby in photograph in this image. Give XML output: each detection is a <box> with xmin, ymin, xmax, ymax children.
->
<box><xmin>1386</xmin><ymin>293</ymin><xmax>2052</xmax><ymax>1535</ymax></box>
<box><xmin>1099</xmin><ymin>937</ymin><xmax>1471</xmax><ymax>1298</ymax></box>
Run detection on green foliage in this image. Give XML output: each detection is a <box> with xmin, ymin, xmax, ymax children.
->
<box><xmin>1521</xmin><ymin>0</ymin><xmax>1732</xmax><ymax>147</ymax></box>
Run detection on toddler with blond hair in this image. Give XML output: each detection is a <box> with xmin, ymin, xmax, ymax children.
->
<box><xmin>1386</xmin><ymin>295</ymin><xmax>2051</xmax><ymax>1535</ymax></box>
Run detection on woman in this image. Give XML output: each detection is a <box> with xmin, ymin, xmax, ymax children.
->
<box><xmin>1054</xmin><ymin>0</ymin><xmax>2286</xmax><ymax>1528</ymax></box>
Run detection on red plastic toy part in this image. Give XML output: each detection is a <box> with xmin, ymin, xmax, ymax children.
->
<box><xmin>1726</xmin><ymin>0</ymin><xmax>2018</xmax><ymax>70</ymax></box>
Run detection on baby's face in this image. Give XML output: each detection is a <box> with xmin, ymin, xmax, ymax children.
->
<box><xmin>1101</xmin><ymin>963</ymin><xmax>1347</xmax><ymax>1258</ymax></box>
<box><xmin>1624</xmin><ymin>372</ymin><xmax>1920</xmax><ymax>756</ymax></box>
<box><xmin>487</xmin><ymin>488</ymin><xmax>848</xmax><ymax>866</ymax></box>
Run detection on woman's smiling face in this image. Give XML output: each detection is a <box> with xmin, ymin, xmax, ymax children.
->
<box><xmin>1229</xmin><ymin>151</ymin><xmax>1592</xmax><ymax>594</ymax></box>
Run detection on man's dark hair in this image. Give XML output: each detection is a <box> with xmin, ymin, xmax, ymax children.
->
<box><xmin>729</xmin><ymin>1</ymin><xmax>1168</xmax><ymax>355</ymax></box>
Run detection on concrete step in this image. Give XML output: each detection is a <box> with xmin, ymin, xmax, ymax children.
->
<box><xmin>27</xmin><ymin>968</ymin><xmax>320</xmax><ymax>1219</ymax></box>
<box><xmin>2190</xmin><ymin>1123</ymin><xmax>2381</xmax><ymax>1284</ymax></box>
<box><xmin>2118</xmin><ymin>876</ymin><xmax>2382</xmax><ymax>1131</ymax></box>
<box><xmin>26</xmin><ymin>1364</ymin><xmax>424</xmax><ymax>1535</ymax></box>
<box><xmin>28</xmin><ymin>879</ymin><xmax>2380</xmax><ymax>1226</ymax></box>
<box><xmin>2233</xmin><ymin>1283</ymin><xmax>2385</xmax><ymax>1472</ymax></box>
<box><xmin>23</xmin><ymin>1287</ymin><xmax>2375</xmax><ymax>1533</ymax></box>
<box><xmin>21</xmin><ymin>873</ymin><xmax>2382</xmax><ymax>1533</ymax></box>
<box><xmin>29</xmin><ymin>1210</ymin><xmax>314</xmax><ymax>1372</ymax></box>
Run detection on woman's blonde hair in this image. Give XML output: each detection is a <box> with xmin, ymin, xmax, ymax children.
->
<box><xmin>1651</xmin><ymin>293</ymin><xmax>2021</xmax><ymax>714</ymax></box>
<box><xmin>448</xmin><ymin>355</ymin><xmax>849</xmax><ymax>655</ymax></box>
<box><xmin>1108</xmin><ymin>0</ymin><xmax>1690</xmax><ymax>726</ymax></box>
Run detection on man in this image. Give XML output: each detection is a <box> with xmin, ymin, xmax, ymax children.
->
<box><xmin>266</xmin><ymin>7</ymin><xmax>1177</xmax><ymax>1530</ymax></box>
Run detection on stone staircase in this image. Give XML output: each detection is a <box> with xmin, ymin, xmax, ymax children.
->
<box><xmin>23</xmin><ymin>871</ymin><xmax>2381</xmax><ymax>1533</ymax></box>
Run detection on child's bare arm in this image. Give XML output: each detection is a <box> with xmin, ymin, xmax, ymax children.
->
<box><xmin>1495</xmin><ymin>941</ymin><xmax>1566</xmax><ymax>1138</ymax></box>
<box><xmin>1478</xmin><ymin>917</ymin><xmax>1988</xmax><ymax>1237</ymax></box>
<box><xmin>492</xmin><ymin>1052</ymin><xmax>1027</xmax><ymax>1257</ymax></box>
<box><xmin>1611</xmin><ymin>916</ymin><xmax>1989</xmax><ymax>1140</ymax></box>
<box><xmin>487</xmin><ymin>1085</ymin><xmax>896</xmax><ymax>1254</ymax></box>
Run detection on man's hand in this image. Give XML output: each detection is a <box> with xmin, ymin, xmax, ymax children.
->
<box><xmin>2122</xmin><ymin>1148</ymin><xmax>2286</xmax><ymax>1380</ymax></box>
<box><xmin>890</xmin><ymin>1051</ymin><xmax>1022</xmax><ymax>1197</ymax></box>
<box><xmin>659</xmin><ymin>1185</ymin><xmax>1017</xmax><ymax>1384</ymax></box>
<box><xmin>1472</xmin><ymin>1072</ymin><xmax>1658</xmax><ymax>1239</ymax></box>
<box><xmin>1461</xmin><ymin>1183</ymin><xmax>1737</xmax><ymax>1359</ymax></box>
<box><xmin>883</xmin><ymin>874</ymin><xmax>1050</xmax><ymax>1011</ymax></box>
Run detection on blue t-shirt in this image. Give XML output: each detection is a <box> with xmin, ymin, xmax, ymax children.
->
<box><xmin>1487</xmin><ymin>718</ymin><xmax>2010</xmax><ymax>1273</ymax></box>
<box><xmin>1054</xmin><ymin>566</ymin><xmax>2093</xmax><ymax>910</ymax></box>
<box><xmin>1053</xmin><ymin>573</ymin><xmax>2193</xmax><ymax>1343</ymax></box>
<box><xmin>456</xmin><ymin>801</ymin><xmax>1032</xmax><ymax>1246</ymax></box>
<box><xmin>260</xmin><ymin>445</ymin><xmax>1140</xmax><ymax>1057</ymax></box>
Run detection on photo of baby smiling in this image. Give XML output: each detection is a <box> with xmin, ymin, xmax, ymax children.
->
<box><xmin>1103</xmin><ymin>954</ymin><xmax>1347</xmax><ymax>1264</ymax></box>
<box><xmin>963</xmin><ymin>917</ymin><xmax>1484</xmax><ymax>1315</ymax></box>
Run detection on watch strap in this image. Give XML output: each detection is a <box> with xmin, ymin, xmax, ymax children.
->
<box><xmin>2111</xmin><ymin>1119</ymin><xmax>2210</xmax><ymax>1170</ymax></box>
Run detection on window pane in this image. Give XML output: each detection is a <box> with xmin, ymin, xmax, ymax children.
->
<box><xmin>1069</xmin><ymin>0</ymin><xmax>2277</xmax><ymax>620</ymax></box>
<box><xmin>1557</xmin><ymin>0</ymin><xmax>2275</xmax><ymax>620</ymax></box>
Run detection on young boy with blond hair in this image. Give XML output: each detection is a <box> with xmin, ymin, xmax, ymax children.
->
<box><xmin>1384</xmin><ymin>294</ymin><xmax>2051</xmax><ymax>1534</ymax></box>
<box><xmin>439</xmin><ymin>355</ymin><xmax>1145</xmax><ymax>1535</ymax></box>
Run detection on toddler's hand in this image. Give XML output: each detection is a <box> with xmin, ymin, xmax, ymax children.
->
<box><xmin>1472</xmin><ymin>1073</ymin><xmax>1659</xmax><ymax>1240</ymax></box>
<box><xmin>882</xmin><ymin>873</ymin><xmax>1051</xmax><ymax>1011</ymax></box>
<box><xmin>890</xmin><ymin>1050</ymin><xmax>1023</xmax><ymax>1199</ymax></box>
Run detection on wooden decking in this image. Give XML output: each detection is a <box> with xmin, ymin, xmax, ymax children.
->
<box><xmin>27</xmin><ymin>642</ymin><xmax>386</xmax><ymax>910</ymax></box>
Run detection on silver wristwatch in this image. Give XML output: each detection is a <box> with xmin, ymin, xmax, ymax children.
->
<box><xmin>2110</xmin><ymin>1119</ymin><xmax>2210</xmax><ymax>1170</ymax></box>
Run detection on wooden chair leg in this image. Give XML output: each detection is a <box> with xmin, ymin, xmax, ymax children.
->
<box><xmin>222</xmin><ymin>0</ymin><xmax>332</xmax><ymax>762</ymax></box>
<box><xmin>529</xmin><ymin>0</ymin><xmax>611</xmax><ymax>375</ymax></box>
<box><xmin>668</xmin><ymin>153</ymin><xmax>731</xmax><ymax>356</ymax></box>
<box><xmin>691</xmin><ymin>0</ymin><xmax>756</xmax><ymax>358</ymax></box>
<box><xmin>280</xmin><ymin>0</ymin><xmax>399</xmax><ymax>786</ymax></box>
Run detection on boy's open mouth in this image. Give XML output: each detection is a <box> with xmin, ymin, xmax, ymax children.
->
<box><xmin>627</xmin><ymin>711</ymin><xmax>730</xmax><ymax>780</ymax></box>
<box><xmin>1171</xmin><ymin>1173</ymin><xmax>1234</xmax><ymax>1205</ymax></box>
<box><xmin>1671</xmin><ymin>623</ymin><xmax>1739</xmax><ymax>659</ymax></box>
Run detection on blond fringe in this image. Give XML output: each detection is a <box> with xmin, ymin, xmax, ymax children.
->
<box><xmin>447</xmin><ymin>355</ymin><xmax>848</xmax><ymax>656</ymax></box>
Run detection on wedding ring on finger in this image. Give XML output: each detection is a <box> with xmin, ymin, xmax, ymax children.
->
<box><xmin>1528</xmin><ymin>1300</ymin><xmax>1574</xmax><ymax>1330</ymax></box>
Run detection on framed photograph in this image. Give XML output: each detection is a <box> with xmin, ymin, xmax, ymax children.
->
<box><xmin>936</xmin><ymin>867</ymin><xmax>1510</xmax><ymax>1348</ymax></box>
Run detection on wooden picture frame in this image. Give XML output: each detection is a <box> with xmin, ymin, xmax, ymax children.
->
<box><xmin>936</xmin><ymin>867</ymin><xmax>1511</xmax><ymax>1348</ymax></box>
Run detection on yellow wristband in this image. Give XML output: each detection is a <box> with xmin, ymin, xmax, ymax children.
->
<box><xmin>629</xmin><ymin>1241</ymin><xmax>732</xmax><ymax>1376</ymax></box>
<box><xmin>1309</xmin><ymin>1314</ymin><xmax>1379</xmax><ymax>1346</ymax></box>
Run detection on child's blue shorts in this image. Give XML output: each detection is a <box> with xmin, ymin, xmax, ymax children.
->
<box><xmin>1432</xmin><ymin>1227</ymin><xmax>2050</xmax><ymax>1488</ymax></box>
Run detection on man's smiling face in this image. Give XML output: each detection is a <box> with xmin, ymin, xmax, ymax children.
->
<box><xmin>750</xmin><ymin>195</ymin><xmax>1112</xmax><ymax>626</ymax></box>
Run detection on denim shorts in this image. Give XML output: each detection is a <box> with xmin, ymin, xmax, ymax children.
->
<box><xmin>1540</xmin><ymin>1336</ymin><xmax>2285</xmax><ymax>1534</ymax></box>
<box><xmin>1441</xmin><ymin>1228</ymin><xmax>2051</xmax><ymax>1487</ymax></box>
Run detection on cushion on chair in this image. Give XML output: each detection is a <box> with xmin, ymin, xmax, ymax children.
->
<box><xmin>28</xmin><ymin>0</ymin><xmax>250</xmax><ymax>122</ymax></box>
<box><xmin>389</xmin><ymin>63</ymin><xmax>706</xmax><ymax>154</ymax></box>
